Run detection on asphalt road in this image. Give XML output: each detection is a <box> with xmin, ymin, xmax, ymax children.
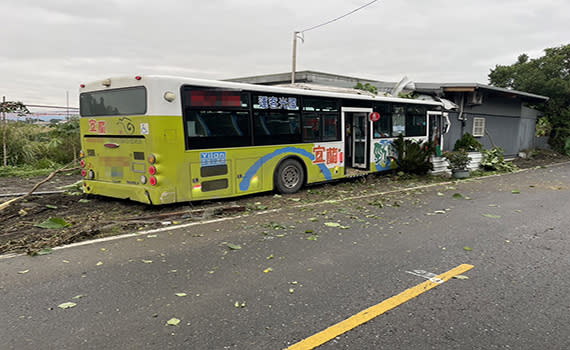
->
<box><xmin>2</xmin><ymin>163</ymin><xmax>570</xmax><ymax>349</ymax></box>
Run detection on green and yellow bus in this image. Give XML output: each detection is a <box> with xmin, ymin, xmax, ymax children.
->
<box><xmin>79</xmin><ymin>75</ymin><xmax>445</xmax><ymax>205</ymax></box>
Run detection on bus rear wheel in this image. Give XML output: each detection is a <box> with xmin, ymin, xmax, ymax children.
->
<box><xmin>275</xmin><ymin>159</ymin><xmax>304</xmax><ymax>194</ymax></box>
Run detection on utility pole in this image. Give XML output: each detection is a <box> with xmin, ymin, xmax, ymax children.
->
<box><xmin>66</xmin><ymin>91</ymin><xmax>69</xmax><ymax>120</ymax></box>
<box><xmin>291</xmin><ymin>31</ymin><xmax>299</xmax><ymax>84</ymax></box>
<box><xmin>290</xmin><ymin>0</ymin><xmax>378</xmax><ymax>85</ymax></box>
<box><xmin>2</xmin><ymin>95</ymin><xmax>6</xmax><ymax>167</ymax></box>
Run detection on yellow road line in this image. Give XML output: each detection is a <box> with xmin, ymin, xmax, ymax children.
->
<box><xmin>286</xmin><ymin>263</ymin><xmax>474</xmax><ymax>350</ymax></box>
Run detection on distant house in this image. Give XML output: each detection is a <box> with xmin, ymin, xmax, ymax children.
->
<box><xmin>227</xmin><ymin>71</ymin><xmax>549</xmax><ymax>157</ymax></box>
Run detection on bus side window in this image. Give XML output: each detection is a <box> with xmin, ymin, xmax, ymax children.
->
<box><xmin>185</xmin><ymin>110</ymin><xmax>251</xmax><ymax>148</ymax></box>
<box><xmin>392</xmin><ymin>105</ymin><xmax>406</xmax><ymax>136</ymax></box>
<box><xmin>253</xmin><ymin>111</ymin><xmax>301</xmax><ymax>145</ymax></box>
<box><xmin>405</xmin><ymin>106</ymin><xmax>427</xmax><ymax>137</ymax></box>
<box><xmin>302</xmin><ymin>97</ymin><xmax>340</xmax><ymax>142</ymax></box>
<box><xmin>373</xmin><ymin>114</ymin><xmax>391</xmax><ymax>138</ymax></box>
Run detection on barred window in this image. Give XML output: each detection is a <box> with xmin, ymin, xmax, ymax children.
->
<box><xmin>473</xmin><ymin>117</ymin><xmax>485</xmax><ymax>137</ymax></box>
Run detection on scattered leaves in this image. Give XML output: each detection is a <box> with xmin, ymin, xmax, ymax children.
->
<box><xmin>263</xmin><ymin>267</ymin><xmax>273</xmax><ymax>273</ymax></box>
<box><xmin>512</xmin><ymin>190</ymin><xmax>520</xmax><ymax>194</ymax></box>
<box><xmin>324</xmin><ymin>222</ymin><xmax>341</xmax><ymax>227</ymax></box>
<box><xmin>463</xmin><ymin>246</ymin><xmax>473</xmax><ymax>251</ymax></box>
<box><xmin>482</xmin><ymin>214</ymin><xmax>501</xmax><ymax>219</ymax></box>
<box><xmin>266</xmin><ymin>254</ymin><xmax>274</xmax><ymax>260</ymax></box>
<box><xmin>18</xmin><ymin>269</ymin><xmax>29</xmax><ymax>274</ymax></box>
<box><xmin>34</xmin><ymin>217</ymin><xmax>72</xmax><ymax>229</ymax></box>
<box><xmin>226</xmin><ymin>243</ymin><xmax>242</xmax><ymax>250</ymax></box>
<box><xmin>452</xmin><ymin>193</ymin><xmax>463</xmax><ymax>199</ymax></box>
<box><xmin>175</xmin><ymin>293</ymin><xmax>187</xmax><ymax>297</ymax></box>
<box><xmin>34</xmin><ymin>247</ymin><xmax>53</xmax><ymax>256</ymax></box>
<box><xmin>166</xmin><ymin>318</ymin><xmax>180</xmax><ymax>326</ymax></box>
<box><xmin>58</xmin><ymin>302</ymin><xmax>77</xmax><ymax>309</ymax></box>
<box><xmin>454</xmin><ymin>275</ymin><xmax>469</xmax><ymax>280</ymax></box>
<box><xmin>45</xmin><ymin>204</ymin><xmax>58</xmax><ymax>209</ymax></box>
<box><xmin>141</xmin><ymin>259</ymin><xmax>153</xmax><ymax>264</ymax></box>
<box><xmin>96</xmin><ymin>261</ymin><xmax>103</xmax><ymax>266</ymax></box>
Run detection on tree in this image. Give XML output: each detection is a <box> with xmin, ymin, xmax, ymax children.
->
<box><xmin>0</xmin><ymin>98</ymin><xmax>30</xmax><ymax>166</ymax></box>
<box><xmin>488</xmin><ymin>44</ymin><xmax>570</xmax><ymax>153</ymax></box>
<box><xmin>354</xmin><ymin>82</ymin><xmax>378</xmax><ymax>95</ymax></box>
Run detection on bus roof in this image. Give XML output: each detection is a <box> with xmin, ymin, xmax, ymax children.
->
<box><xmin>80</xmin><ymin>75</ymin><xmax>443</xmax><ymax>108</ymax></box>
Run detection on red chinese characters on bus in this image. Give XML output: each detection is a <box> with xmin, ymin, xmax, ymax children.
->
<box><xmin>312</xmin><ymin>146</ymin><xmax>342</xmax><ymax>165</ymax></box>
<box><xmin>313</xmin><ymin>146</ymin><xmax>326</xmax><ymax>164</ymax></box>
<box><xmin>326</xmin><ymin>147</ymin><xmax>339</xmax><ymax>165</ymax></box>
<box><xmin>97</xmin><ymin>121</ymin><xmax>107</xmax><ymax>134</ymax></box>
<box><xmin>88</xmin><ymin>119</ymin><xmax>97</xmax><ymax>132</ymax></box>
<box><xmin>88</xmin><ymin>119</ymin><xmax>107</xmax><ymax>134</ymax></box>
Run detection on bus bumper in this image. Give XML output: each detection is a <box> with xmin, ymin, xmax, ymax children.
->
<box><xmin>82</xmin><ymin>181</ymin><xmax>176</xmax><ymax>205</ymax></box>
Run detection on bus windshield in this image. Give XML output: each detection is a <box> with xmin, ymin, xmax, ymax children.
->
<box><xmin>80</xmin><ymin>86</ymin><xmax>147</xmax><ymax>117</ymax></box>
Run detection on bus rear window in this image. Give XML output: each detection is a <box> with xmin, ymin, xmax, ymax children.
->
<box><xmin>80</xmin><ymin>87</ymin><xmax>147</xmax><ymax>117</ymax></box>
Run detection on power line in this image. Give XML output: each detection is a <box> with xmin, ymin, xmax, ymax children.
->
<box><xmin>298</xmin><ymin>0</ymin><xmax>379</xmax><ymax>34</ymax></box>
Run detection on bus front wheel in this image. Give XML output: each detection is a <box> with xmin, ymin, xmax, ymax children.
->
<box><xmin>275</xmin><ymin>159</ymin><xmax>304</xmax><ymax>194</ymax></box>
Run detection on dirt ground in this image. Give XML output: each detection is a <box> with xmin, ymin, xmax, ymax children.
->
<box><xmin>1</xmin><ymin>149</ymin><xmax>568</xmax><ymax>255</ymax></box>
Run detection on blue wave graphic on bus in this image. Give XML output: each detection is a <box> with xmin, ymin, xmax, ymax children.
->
<box><xmin>239</xmin><ymin>147</ymin><xmax>332</xmax><ymax>191</ymax></box>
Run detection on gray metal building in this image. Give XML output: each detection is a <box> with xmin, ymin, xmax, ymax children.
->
<box><xmin>227</xmin><ymin>71</ymin><xmax>549</xmax><ymax>157</ymax></box>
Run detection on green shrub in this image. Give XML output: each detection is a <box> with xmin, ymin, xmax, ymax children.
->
<box><xmin>443</xmin><ymin>149</ymin><xmax>471</xmax><ymax>171</ymax></box>
<box><xmin>535</xmin><ymin>117</ymin><xmax>552</xmax><ymax>137</ymax></box>
<box><xmin>391</xmin><ymin>135</ymin><xmax>434</xmax><ymax>174</ymax></box>
<box><xmin>453</xmin><ymin>132</ymin><xmax>482</xmax><ymax>151</ymax></box>
<box><xmin>481</xmin><ymin>147</ymin><xmax>517</xmax><ymax>172</ymax></box>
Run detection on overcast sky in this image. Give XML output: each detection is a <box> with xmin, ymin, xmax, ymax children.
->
<box><xmin>1</xmin><ymin>0</ymin><xmax>568</xmax><ymax>107</ymax></box>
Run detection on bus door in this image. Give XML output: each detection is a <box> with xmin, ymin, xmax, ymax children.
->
<box><xmin>428</xmin><ymin>111</ymin><xmax>449</xmax><ymax>156</ymax></box>
<box><xmin>342</xmin><ymin>107</ymin><xmax>372</xmax><ymax>170</ymax></box>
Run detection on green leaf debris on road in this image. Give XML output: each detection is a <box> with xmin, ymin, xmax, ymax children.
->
<box><xmin>34</xmin><ymin>217</ymin><xmax>72</xmax><ymax>229</ymax></box>
<box><xmin>166</xmin><ymin>318</ymin><xmax>180</xmax><ymax>326</ymax></box>
<box><xmin>482</xmin><ymin>214</ymin><xmax>502</xmax><ymax>219</ymax></box>
<box><xmin>57</xmin><ymin>302</ymin><xmax>77</xmax><ymax>309</ymax></box>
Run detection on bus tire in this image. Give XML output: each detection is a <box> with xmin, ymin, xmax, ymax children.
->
<box><xmin>275</xmin><ymin>158</ymin><xmax>304</xmax><ymax>194</ymax></box>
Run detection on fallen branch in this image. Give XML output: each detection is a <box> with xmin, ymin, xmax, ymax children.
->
<box><xmin>0</xmin><ymin>165</ymin><xmax>79</xmax><ymax>211</ymax></box>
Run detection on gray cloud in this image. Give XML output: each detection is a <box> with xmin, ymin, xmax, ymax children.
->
<box><xmin>1</xmin><ymin>0</ymin><xmax>568</xmax><ymax>106</ymax></box>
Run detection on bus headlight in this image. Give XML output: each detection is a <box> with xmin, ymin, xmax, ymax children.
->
<box><xmin>140</xmin><ymin>175</ymin><xmax>147</xmax><ymax>184</ymax></box>
<box><xmin>88</xmin><ymin>170</ymin><xmax>95</xmax><ymax>180</ymax></box>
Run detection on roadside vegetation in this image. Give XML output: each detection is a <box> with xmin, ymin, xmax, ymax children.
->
<box><xmin>0</xmin><ymin>117</ymin><xmax>80</xmax><ymax>177</ymax></box>
<box><xmin>489</xmin><ymin>43</ymin><xmax>570</xmax><ymax>155</ymax></box>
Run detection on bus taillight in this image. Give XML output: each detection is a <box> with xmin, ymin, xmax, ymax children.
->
<box><xmin>148</xmin><ymin>154</ymin><xmax>157</xmax><ymax>164</ymax></box>
<box><xmin>79</xmin><ymin>150</ymin><xmax>85</xmax><ymax>158</ymax></box>
<box><xmin>80</xmin><ymin>159</ymin><xmax>86</xmax><ymax>168</ymax></box>
<box><xmin>149</xmin><ymin>176</ymin><xmax>158</xmax><ymax>186</ymax></box>
<box><xmin>140</xmin><ymin>175</ymin><xmax>147</xmax><ymax>185</ymax></box>
<box><xmin>149</xmin><ymin>165</ymin><xmax>157</xmax><ymax>175</ymax></box>
<box><xmin>81</xmin><ymin>169</ymin><xmax>87</xmax><ymax>177</ymax></box>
